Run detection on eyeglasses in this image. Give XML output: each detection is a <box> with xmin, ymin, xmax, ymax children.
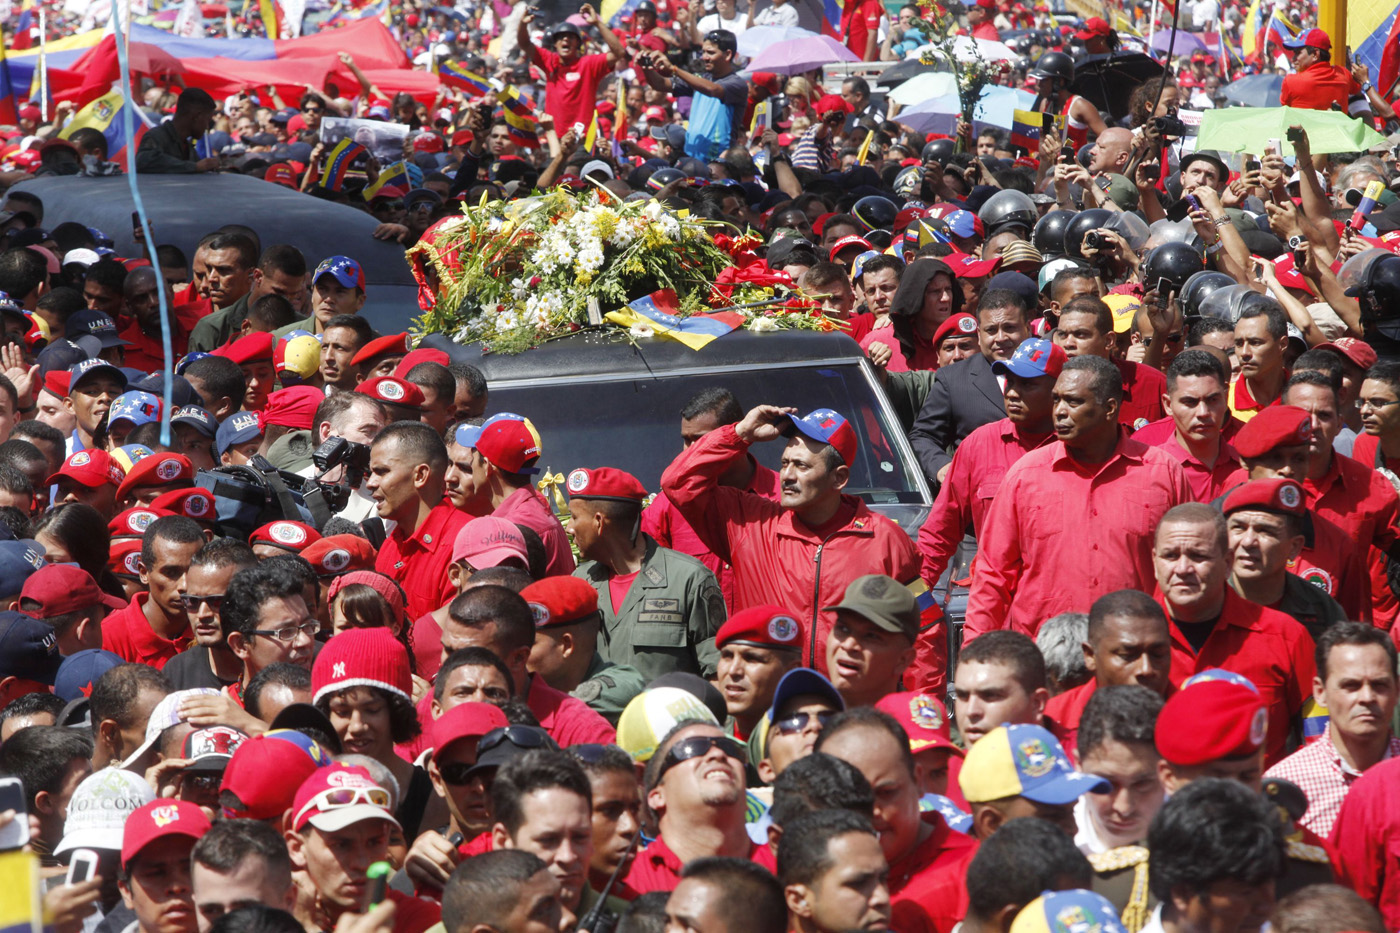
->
<box><xmin>479</xmin><ymin>725</ymin><xmax>555</xmax><ymax>753</ymax></box>
<box><xmin>294</xmin><ymin>786</ymin><xmax>392</xmax><ymax>825</ymax></box>
<box><xmin>1143</xmin><ymin>332</ymin><xmax>1184</xmax><ymax>347</ymax></box>
<box><xmin>302</xmin><ymin>105</ymin><xmax>324</xmax><ymax>114</ymax></box>
<box><xmin>772</xmin><ymin>710</ymin><xmax>834</xmax><ymax>736</ymax></box>
<box><xmin>438</xmin><ymin>761</ymin><xmax>486</xmax><ymax>786</ymax></box>
<box><xmin>178</xmin><ymin>593</ymin><xmax>225</xmax><ymax>611</ymax></box>
<box><xmin>656</xmin><ymin>734</ymin><xmax>745</xmax><ymax>781</ymax></box>
<box><xmin>1357</xmin><ymin>398</ymin><xmax>1400</xmax><ymax>410</ymax></box>
<box><xmin>252</xmin><ymin>620</ymin><xmax>319</xmax><ymax>642</ymax></box>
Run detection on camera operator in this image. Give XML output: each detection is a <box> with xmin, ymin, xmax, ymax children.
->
<box><xmin>297</xmin><ymin>391</ymin><xmax>388</xmax><ymax>525</ymax></box>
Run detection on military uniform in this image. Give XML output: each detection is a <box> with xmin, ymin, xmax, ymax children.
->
<box><xmin>1090</xmin><ymin>846</ymin><xmax>1155</xmax><ymax>933</ymax></box>
<box><xmin>571</xmin><ymin>653</ymin><xmax>646</xmax><ymax>725</ymax></box>
<box><xmin>577</xmin><ymin>533</ymin><xmax>725</xmax><ymax>683</ymax></box>
<box><xmin>1274</xmin><ymin>572</ymin><xmax>1348</xmax><ymax>641</ymax></box>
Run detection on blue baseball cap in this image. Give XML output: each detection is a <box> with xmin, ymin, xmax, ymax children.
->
<box><xmin>175</xmin><ymin>351</ymin><xmax>212</xmax><ymax>375</ymax></box>
<box><xmin>992</xmin><ymin>338</ymin><xmax>1068</xmax><ymax>379</ymax></box>
<box><xmin>216</xmin><ymin>411</ymin><xmax>264</xmax><ymax>457</ymax></box>
<box><xmin>1009</xmin><ymin>890</ymin><xmax>1128</xmax><ymax>933</ymax></box>
<box><xmin>69</xmin><ymin>357</ymin><xmax>128</xmax><ymax>392</ymax></box>
<box><xmin>768</xmin><ymin>667</ymin><xmax>845</xmax><ymax>721</ymax></box>
<box><xmin>959</xmin><ymin>723</ymin><xmax>1108</xmax><ymax>805</ymax></box>
<box><xmin>66</xmin><ymin>309</ymin><xmax>130</xmax><ymax>348</ymax></box>
<box><xmin>1182</xmin><ymin>668</ymin><xmax>1259</xmax><ymax>693</ymax></box>
<box><xmin>131</xmin><ymin>374</ymin><xmax>199</xmax><ymax>409</ymax></box>
<box><xmin>55</xmin><ymin>648</ymin><xmax>126</xmax><ymax>702</ymax></box>
<box><xmin>850</xmin><ymin>250</ymin><xmax>883</xmax><ymax>281</ymax></box>
<box><xmin>172</xmin><ymin>406</ymin><xmax>217</xmax><ymax>438</ymax></box>
<box><xmin>942</xmin><ymin>210</ymin><xmax>980</xmax><ymax>239</ymax></box>
<box><xmin>0</xmin><ymin>609</ymin><xmax>60</xmax><ymax>683</ymax></box>
<box><xmin>0</xmin><ymin>541</ymin><xmax>46</xmax><ymax>597</ymax></box>
<box><xmin>108</xmin><ymin>391</ymin><xmax>162</xmax><ymax>429</ymax></box>
<box><xmin>314</xmin><ymin>256</ymin><xmax>365</xmax><ymax>291</ymax></box>
<box><xmin>1282</xmin><ymin>27</ymin><xmax>1330</xmax><ymax>50</ymax></box>
<box><xmin>454</xmin><ymin>412</ymin><xmax>526</xmax><ymax>451</ymax></box>
<box><xmin>783</xmin><ymin>408</ymin><xmax>857</xmax><ymax>467</ymax></box>
<box><xmin>919</xmin><ymin>793</ymin><xmax>972</xmax><ymax>832</ymax></box>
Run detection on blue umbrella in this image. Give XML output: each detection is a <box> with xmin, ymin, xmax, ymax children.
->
<box><xmin>895</xmin><ymin>84</ymin><xmax>1037</xmax><ymax>135</ymax></box>
<box><xmin>1221</xmin><ymin>73</ymin><xmax>1284</xmax><ymax>107</ymax></box>
<box><xmin>737</xmin><ymin>24</ymin><xmax>816</xmax><ymax>58</ymax></box>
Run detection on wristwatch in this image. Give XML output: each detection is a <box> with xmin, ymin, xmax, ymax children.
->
<box><xmin>1288</xmin><ymin>234</ymin><xmax>1307</xmax><ymax>250</ymax></box>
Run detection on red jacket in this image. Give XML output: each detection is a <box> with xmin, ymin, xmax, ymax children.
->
<box><xmin>661</xmin><ymin>424</ymin><xmax>920</xmax><ymax>674</ymax></box>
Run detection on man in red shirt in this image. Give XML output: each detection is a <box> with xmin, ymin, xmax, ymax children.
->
<box><xmin>1053</xmin><ymin>296</ymin><xmax>1165</xmax><ymax>431</ymax></box>
<box><xmin>1044</xmin><ymin>589</ymin><xmax>1173</xmax><ymax>755</ymax></box>
<box><xmin>103</xmin><ymin>515</ymin><xmax>202</xmax><ymax>669</ymax></box>
<box><xmin>661</xmin><ymin>405</ymin><xmax>918</xmax><ymax>677</ymax></box>
<box><xmin>371</xmin><ymin>422</ymin><xmax>471</xmax><ymax>620</ymax></box>
<box><xmin>817</xmin><ymin>708</ymin><xmax>978</xmax><ymax>933</ymax></box>
<box><xmin>1280</xmin><ymin>29</ymin><xmax>1358</xmax><ymax>111</ymax></box>
<box><xmin>840</xmin><ymin>0</ymin><xmax>884</xmax><ymax>61</ymax></box>
<box><xmin>1133</xmin><ymin>349</ymin><xmax>1241</xmax><ymax>502</ymax></box>
<box><xmin>917</xmin><ymin>336</ymin><xmax>1062</xmax><ymax>588</ymax></box>
<box><xmin>965</xmin><ymin>0</ymin><xmax>1000</xmax><ymax>41</ymax></box>
<box><xmin>1151</xmin><ymin>503</ymin><xmax>1316</xmax><ymax>766</ymax></box>
<box><xmin>118</xmin><ymin>267</ymin><xmax>189</xmax><ymax>372</ymax></box>
<box><xmin>964</xmin><ymin>355</ymin><xmax>1191</xmax><ymax>640</ymax></box>
<box><xmin>624</xmin><ymin>719</ymin><xmax>764</xmax><ymax>894</ymax></box>
<box><xmin>1230</xmin><ymin>304</ymin><xmax>1290</xmax><ymax>423</ymax></box>
<box><xmin>517</xmin><ymin>5</ymin><xmax>624</xmax><ymax>133</ymax></box>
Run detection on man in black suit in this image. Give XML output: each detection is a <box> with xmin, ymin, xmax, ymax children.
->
<box><xmin>910</xmin><ymin>288</ymin><xmax>1034</xmax><ymax>487</ymax></box>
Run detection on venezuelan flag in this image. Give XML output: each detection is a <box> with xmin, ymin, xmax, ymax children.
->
<box><xmin>58</xmin><ymin>89</ymin><xmax>153</xmax><ymax>165</ymax></box>
<box><xmin>1300</xmin><ymin>697</ymin><xmax>1328</xmax><ymax>743</ymax></box>
<box><xmin>11</xmin><ymin>0</ymin><xmax>33</xmax><ymax>51</ymax></box>
<box><xmin>319</xmin><ymin>137</ymin><xmax>367</xmax><ymax>190</ymax></box>
<box><xmin>1240</xmin><ymin>0</ymin><xmax>1265</xmax><ymax>60</ymax></box>
<box><xmin>0</xmin><ymin>849</ymin><xmax>40</xmax><ymax>933</ymax></box>
<box><xmin>364</xmin><ymin>160</ymin><xmax>410</xmax><ymax>199</ymax></box>
<box><xmin>0</xmin><ymin>33</ymin><xmax>19</xmax><ymax>126</ymax></box>
<box><xmin>439</xmin><ymin>61</ymin><xmax>492</xmax><ymax>97</ymax></box>
<box><xmin>259</xmin><ymin>0</ymin><xmax>282</xmax><ymax>38</ymax></box>
<box><xmin>1010</xmin><ymin>109</ymin><xmax>1044</xmax><ymax>152</ymax></box>
<box><xmin>499</xmin><ymin>86</ymin><xmax>539</xmax><ymax>149</ymax></box>
<box><xmin>605</xmin><ymin>290</ymin><xmax>743</xmax><ymax>350</ymax></box>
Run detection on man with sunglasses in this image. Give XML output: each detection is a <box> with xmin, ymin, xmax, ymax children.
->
<box><xmin>165</xmin><ymin>540</ymin><xmax>258</xmax><ymax>692</ymax></box>
<box><xmin>285</xmin><ymin>764</ymin><xmax>441</xmax><ymax>933</ymax></box>
<box><xmin>753</xmin><ymin>668</ymin><xmax>845</xmax><ymax>786</ymax></box>
<box><xmin>219</xmin><ymin>562</ymin><xmax>317</xmax><ymax>708</ymax></box>
<box><xmin>625</xmin><ymin>719</ymin><xmax>762</xmax><ymax>894</ymax></box>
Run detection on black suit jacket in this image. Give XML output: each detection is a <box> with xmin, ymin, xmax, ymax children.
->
<box><xmin>908</xmin><ymin>352</ymin><xmax>1007</xmax><ymax>486</ymax></box>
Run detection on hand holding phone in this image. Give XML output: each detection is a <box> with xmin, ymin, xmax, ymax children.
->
<box><xmin>67</xmin><ymin>849</ymin><xmax>99</xmax><ymax>886</ymax></box>
<box><xmin>364</xmin><ymin>861</ymin><xmax>392</xmax><ymax>911</ymax></box>
<box><xmin>0</xmin><ymin>777</ymin><xmax>28</xmax><ymax>851</ymax></box>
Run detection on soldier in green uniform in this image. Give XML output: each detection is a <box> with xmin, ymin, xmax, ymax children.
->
<box><xmin>567</xmin><ymin>466</ymin><xmax>726</xmax><ymax>682</ymax></box>
<box><xmin>520</xmin><ymin>574</ymin><xmax>646</xmax><ymax>725</ymax></box>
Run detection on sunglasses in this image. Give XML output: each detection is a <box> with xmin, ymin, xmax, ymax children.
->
<box><xmin>294</xmin><ymin>785</ymin><xmax>391</xmax><ymax>825</ymax></box>
<box><xmin>656</xmin><ymin>734</ymin><xmax>745</xmax><ymax>781</ymax></box>
<box><xmin>479</xmin><ymin>725</ymin><xmax>555</xmax><ymax>754</ymax></box>
<box><xmin>178</xmin><ymin>593</ymin><xmax>225</xmax><ymax>612</ymax></box>
<box><xmin>772</xmin><ymin>710</ymin><xmax>833</xmax><ymax>736</ymax></box>
<box><xmin>439</xmin><ymin>761</ymin><xmax>485</xmax><ymax>786</ymax></box>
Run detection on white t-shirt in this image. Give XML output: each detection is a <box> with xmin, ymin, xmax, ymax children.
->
<box><xmin>753</xmin><ymin>3</ymin><xmax>798</xmax><ymax>27</ymax></box>
<box><xmin>699</xmin><ymin>11</ymin><xmax>748</xmax><ymax>36</ymax></box>
<box><xmin>1190</xmin><ymin>0</ymin><xmax>1220</xmax><ymax>29</ymax></box>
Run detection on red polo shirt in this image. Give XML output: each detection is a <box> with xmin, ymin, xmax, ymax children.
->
<box><xmin>1157</xmin><ymin>587</ymin><xmax>1316</xmax><ymax>767</ymax></box>
<box><xmin>888</xmin><ymin>812</ymin><xmax>980</xmax><ymax>933</ymax></box>
<box><xmin>526</xmin><ymin>676</ymin><xmax>616</xmax><ymax>747</ymax></box>
<box><xmin>1281</xmin><ymin>60</ymin><xmax>1358</xmax><ymax>111</ymax></box>
<box><xmin>101</xmin><ymin>593</ymin><xmax>192</xmax><ymax>669</ymax></box>
<box><xmin>1146</xmin><ymin>430</ymin><xmax>1241</xmax><ymax>503</ymax></box>
<box><xmin>493</xmin><ymin>485</ymin><xmax>575</xmax><ymax>577</ymax></box>
<box><xmin>117</xmin><ymin>321</ymin><xmax>190</xmax><ymax>374</ymax></box>
<box><xmin>1304</xmin><ymin>452</ymin><xmax>1400</xmax><ymax>629</ymax></box>
<box><xmin>375</xmin><ymin>500</ymin><xmax>473</xmax><ymax>621</ymax></box>
<box><xmin>840</xmin><ymin>0</ymin><xmax>884</xmax><ymax>59</ymax></box>
<box><xmin>1229</xmin><ymin>374</ymin><xmax>1284</xmax><ymax>422</ymax></box>
<box><xmin>1044</xmin><ymin>680</ymin><xmax>1096</xmax><ymax>762</ymax></box>
<box><xmin>1115</xmin><ymin>359</ymin><xmax>1166</xmax><ymax>431</ymax></box>
<box><xmin>621</xmin><ymin>835</ymin><xmax>769</xmax><ymax>896</ymax></box>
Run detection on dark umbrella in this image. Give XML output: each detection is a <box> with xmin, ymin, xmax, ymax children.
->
<box><xmin>1220</xmin><ymin>73</ymin><xmax>1284</xmax><ymax>107</ymax></box>
<box><xmin>1069</xmin><ymin>51</ymin><xmax>1165</xmax><ymax>121</ymax></box>
<box><xmin>878</xmin><ymin>58</ymin><xmax>947</xmax><ymax>87</ymax></box>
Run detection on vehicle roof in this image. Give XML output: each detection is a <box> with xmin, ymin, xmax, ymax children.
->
<box><xmin>420</xmin><ymin>328</ymin><xmax>867</xmax><ymax>383</ymax></box>
<box><xmin>13</xmin><ymin>173</ymin><xmax>419</xmax><ymax>329</ymax></box>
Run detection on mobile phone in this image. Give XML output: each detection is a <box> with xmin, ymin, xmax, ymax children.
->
<box><xmin>1267</xmin><ymin>137</ymin><xmax>1281</xmax><ymax>155</ymax></box>
<box><xmin>0</xmin><ymin>777</ymin><xmax>28</xmax><ymax>851</ymax></box>
<box><xmin>1060</xmin><ymin>144</ymin><xmax>1075</xmax><ymax>162</ymax></box>
<box><xmin>1140</xmin><ymin>163</ymin><xmax>1161</xmax><ymax>182</ymax></box>
<box><xmin>365</xmin><ymin>861</ymin><xmax>392</xmax><ymax>911</ymax></box>
<box><xmin>1186</xmin><ymin>193</ymin><xmax>1202</xmax><ymax>213</ymax></box>
<box><xmin>1155</xmin><ymin>277</ymin><xmax>1171</xmax><ymax>295</ymax></box>
<box><xmin>1245</xmin><ymin>159</ymin><xmax>1261</xmax><ymax>173</ymax></box>
<box><xmin>572</xmin><ymin>122</ymin><xmax>586</xmax><ymax>137</ymax></box>
<box><xmin>1286</xmin><ymin>126</ymin><xmax>1304</xmax><ymax>144</ymax></box>
<box><xmin>67</xmin><ymin>849</ymin><xmax>99</xmax><ymax>886</ymax></box>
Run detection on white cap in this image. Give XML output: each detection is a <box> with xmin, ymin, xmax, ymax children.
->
<box><xmin>62</xmin><ymin>248</ymin><xmax>101</xmax><ymax>268</ymax></box>
<box><xmin>580</xmin><ymin>159</ymin><xmax>615</xmax><ymax>180</ymax></box>
<box><xmin>55</xmin><ymin>768</ymin><xmax>156</xmax><ymax>855</ymax></box>
<box><xmin>119</xmin><ymin>688</ymin><xmax>220</xmax><ymax>769</ymax></box>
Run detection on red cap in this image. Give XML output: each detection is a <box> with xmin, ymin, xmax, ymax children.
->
<box><xmin>476</xmin><ymin>419</ymin><xmax>542</xmax><ymax>474</ymax></box>
<box><xmin>944</xmin><ymin>252</ymin><xmax>1000</xmax><ymax>278</ymax></box>
<box><xmin>393</xmin><ymin>347</ymin><xmax>451</xmax><ymax>379</ymax></box>
<box><xmin>109</xmin><ymin>539</ymin><xmax>144</xmax><ymax>577</ymax></box>
<box><xmin>815</xmin><ymin>94</ymin><xmax>853</xmax><ymax>117</ymax></box>
<box><xmin>894</xmin><ymin>206</ymin><xmax>928</xmax><ymax>232</ymax></box>
<box><xmin>565</xmin><ymin>467</ymin><xmax>646</xmax><ymax>502</ymax></box>
<box><xmin>715</xmin><ymin>605</ymin><xmax>803</xmax><ymax>651</ymax></box>
<box><xmin>829</xmin><ymin>235</ymin><xmax>874</xmax><ymax>261</ymax></box>
<box><xmin>431</xmin><ymin>702</ymin><xmax>509</xmax><ymax>762</ymax></box>
<box><xmin>115</xmin><ymin>453</ymin><xmax>194</xmax><ymax>504</ymax></box>
<box><xmin>312</xmin><ymin>627</ymin><xmax>412</xmax><ymax>704</ymax></box>
<box><xmin>1314</xmin><ymin>337</ymin><xmax>1378</xmax><ymax>370</ymax></box>
<box><xmin>1073</xmin><ymin>15</ymin><xmax>1111</xmax><ymax>39</ymax></box>
<box><xmin>644</xmin><ymin>106</ymin><xmax>667</xmax><ymax>121</ymax></box>
<box><xmin>121</xmin><ymin>800</ymin><xmax>210</xmax><ymax>869</ymax></box>
<box><xmin>327</xmin><ymin>570</ymin><xmax>405</xmax><ymax>619</ymax></box>
<box><xmin>149</xmin><ymin>488</ymin><xmax>218</xmax><ymax>522</ymax></box>
<box><xmin>47</xmin><ymin>449</ymin><xmax>125</xmax><ymax>489</ymax></box>
<box><xmin>1222</xmin><ymin>478</ymin><xmax>1306</xmax><ymax>517</ymax></box>
<box><xmin>414</xmin><ymin>133</ymin><xmax>445</xmax><ymax>153</ymax></box>
<box><xmin>108</xmin><ymin>507</ymin><xmax>174</xmax><ymax>541</ymax></box>
<box><xmin>875</xmin><ymin>690</ymin><xmax>962</xmax><ymax>755</ymax></box>
<box><xmin>262</xmin><ymin>386</ymin><xmax>324</xmax><ymax>430</ymax></box>
<box><xmin>451</xmin><ymin>516</ymin><xmax>529</xmax><ymax>567</ymax></box>
<box><xmin>351</xmin><ymin>332</ymin><xmax>410</xmax><ymax>366</ymax></box>
<box><xmin>249</xmin><ymin>520</ymin><xmax>322</xmax><ymax>554</ymax></box>
<box><xmin>521</xmin><ymin>576</ymin><xmax>600</xmax><ymax>628</ymax></box>
<box><xmin>302</xmin><ymin>534</ymin><xmax>379</xmax><ymax>577</ymax></box>
<box><xmin>219</xmin><ymin>730</ymin><xmax>337</xmax><ymax>821</ymax></box>
<box><xmin>931</xmin><ymin>312</ymin><xmax>980</xmax><ymax>349</ymax></box>
<box><xmin>1156</xmin><ymin>679</ymin><xmax>1267</xmax><ymax>765</ymax></box>
<box><xmin>751</xmin><ymin>71</ymin><xmax>783</xmax><ymax>94</ymax></box>
<box><xmin>215</xmin><ymin>330</ymin><xmax>275</xmax><ymax>365</ymax></box>
<box><xmin>1282</xmin><ymin>27</ymin><xmax>1330</xmax><ymax>51</ymax></box>
<box><xmin>1232</xmin><ymin>405</ymin><xmax>1312</xmax><ymax>458</ymax></box>
<box><xmin>356</xmin><ymin>376</ymin><xmax>425</xmax><ymax>409</ymax></box>
<box><xmin>265</xmin><ymin>164</ymin><xmax>298</xmax><ymax>188</ymax></box>
<box><xmin>42</xmin><ymin>370</ymin><xmax>70</xmax><ymax>398</ymax></box>
<box><xmin>19</xmin><ymin>564</ymin><xmax>126</xmax><ymax>615</ymax></box>
<box><xmin>291</xmin><ymin>764</ymin><xmax>398</xmax><ymax>832</ymax></box>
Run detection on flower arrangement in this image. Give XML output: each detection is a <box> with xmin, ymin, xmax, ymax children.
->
<box><xmin>914</xmin><ymin>0</ymin><xmax>1005</xmax><ymax>130</ymax></box>
<box><xmin>409</xmin><ymin>188</ymin><xmax>832</xmax><ymax>354</ymax></box>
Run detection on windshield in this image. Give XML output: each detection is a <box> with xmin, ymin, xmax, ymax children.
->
<box><xmin>487</xmin><ymin>361</ymin><xmax>927</xmax><ymax>506</ymax></box>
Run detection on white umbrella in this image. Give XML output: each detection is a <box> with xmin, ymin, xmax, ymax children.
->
<box><xmin>737</xmin><ymin>24</ymin><xmax>815</xmax><ymax>58</ymax></box>
<box><xmin>888</xmin><ymin>71</ymin><xmax>958</xmax><ymax>107</ymax></box>
<box><xmin>908</xmin><ymin>35</ymin><xmax>1017</xmax><ymax>64</ymax></box>
<box><xmin>894</xmin><ymin>84</ymin><xmax>1036</xmax><ymax>135</ymax></box>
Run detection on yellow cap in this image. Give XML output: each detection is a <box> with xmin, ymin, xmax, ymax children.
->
<box><xmin>280</xmin><ymin>334</ymin><xmax>322</xmax><ymax>379</ymax></box>
<box><xmin>616</xmin><ymin>687</ymin><xmax>718</xmax><ymax>762</ymax></box>
<box><xmin>1103</xmin><ymin>294</ymin><xmax>1141</xmax><ymax>334</ymax></box>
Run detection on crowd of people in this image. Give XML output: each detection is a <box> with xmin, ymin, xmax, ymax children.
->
<box><xmin>3</xmin><ymin>0</ymin><xmax>1400</xmax><ymax>932</ymax></box>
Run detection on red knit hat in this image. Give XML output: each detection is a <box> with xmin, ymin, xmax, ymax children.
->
<box><xmin>312</xmin><ymin>627</ymin><xmax>412</xmax><ymax>704</ymax></box>
<box><xmin>1156</xmin><ymin>678</ymin><xmax>1267</xmax><ymax>765</ymax></box>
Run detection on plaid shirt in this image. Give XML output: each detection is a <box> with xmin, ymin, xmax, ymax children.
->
<box><xmin>1264</xmin><ymin>724</ymin><xmax>1400</xmax><ymax>837</ymax></box>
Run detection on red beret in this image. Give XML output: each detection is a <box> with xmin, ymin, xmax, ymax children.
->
<box><xmin>149</xmin><ymin>487</ymin><xmax>218</xmax><ymax>522</ymax></box>
<box><xmin>1156</xmin><ymin>679</ymin><xmax>1267</xmax><ymax>765</ymax></box>
<box><xmin>432</xmin><ymin>702</ymin><xmax>510</xmax><ymax>761</ymax></box>
<box><xmin>1222</xmin><ymin>478</ymin><xmax>1306</xmax><ymax>517</ymax></box>
<box><xmin>302</xmin><ymin>534</ymin><xmax>378</xmax><ymax>577</ymax></box>
<box><xmin>357</xmin><ymin>376</ymin><xmax>425</xmax><ymax>409</ymax></box>
<box><xmin>262</xmin><ymin>386</ymin><xmax>324</xmax><ymax>431</ymax></box>
<box><xmin>521</xmin><ymin>576</ymin><xmax>600</xmax><ymax>628</ymax></box>
<box><xmin>716</xmin><ymin>605</ymin><xmax>803</xmax><ymax>650</ymax></box>
<box><xmin>1232</xmin><ymin>405</ymin><xmax>1311</xmax><ymax>458</ymax></box>
<box><xmin>351</xmin><ymin>333</ymin><xmax>410</xmax><ymax>366</ymax></box>
<box><xmin>249</xmin><ymin>520</ymin><xmax>322</xmax><ymax>554</ymax></box>
<box><xmin>108</xmin><ymin>507</ymin><xmax>175</xmax><ymax>541</ymax></box>
<box><xmin>932</xmin><ymin>313</ymin><xmax>980</xmax><ymax>349</ymax></box>
<box><xmin>565</xmin><ymin>467</ymin><xmax>647</xmax><ymax>502</ymax></box>
<box><xmin>215</xmin><ymin>330</ymin><xmax>275</xmax><ymax>365</ymax></box>
<box><xmin>393</xmin><ymin>347</ymin><xmax>452</xmax><ymax>379</ymax></box>
<box><xmin>42</xmin><ymin>370</ymin><xmax>70</xmax><ymax>398</ymax></box>
<box><xmin>109</xmin><ymin>538</ymin><xmax>144</xmax><ymax>577</ymax></box>
<box><xmin>116</xmin><ymin>453</ymin><xmax>194</xmax><ymax>504</ymax></box>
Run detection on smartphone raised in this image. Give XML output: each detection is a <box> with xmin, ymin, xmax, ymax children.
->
<box><xmin>0</xmin><ymin>777</ymin><xmax>29</xmax><ymax>851</ymax></box>
<box><xmin>364</xmin><ymin>861</ymin><xmax>392</xmax><ymax>911</ymax></box>
<box><xmin>67</xmin><ymin>849</ymin><xmax>99</xmax><ymax>886</ymax></box>
<box><xmin>1245</xmin><ymin>159</ymin><xmax>1261</xmax><ymax>173</ymax></box>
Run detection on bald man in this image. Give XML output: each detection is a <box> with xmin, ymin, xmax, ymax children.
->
<box><xmin>1087</xmin><ymin>128</ymin><xmax>1133</xmax><ymax>176</ymax></box>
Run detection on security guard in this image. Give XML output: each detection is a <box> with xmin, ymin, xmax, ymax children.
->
<box><xmin>568</xmin><ymin>467</ymin><xmax>726</xmax><ymax>683</ymax></box>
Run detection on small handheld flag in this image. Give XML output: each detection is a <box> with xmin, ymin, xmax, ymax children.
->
<box><xmin>319</xmin><ymin>137</ymin><xmax>367</xmax><ymax>190</ymax></box>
